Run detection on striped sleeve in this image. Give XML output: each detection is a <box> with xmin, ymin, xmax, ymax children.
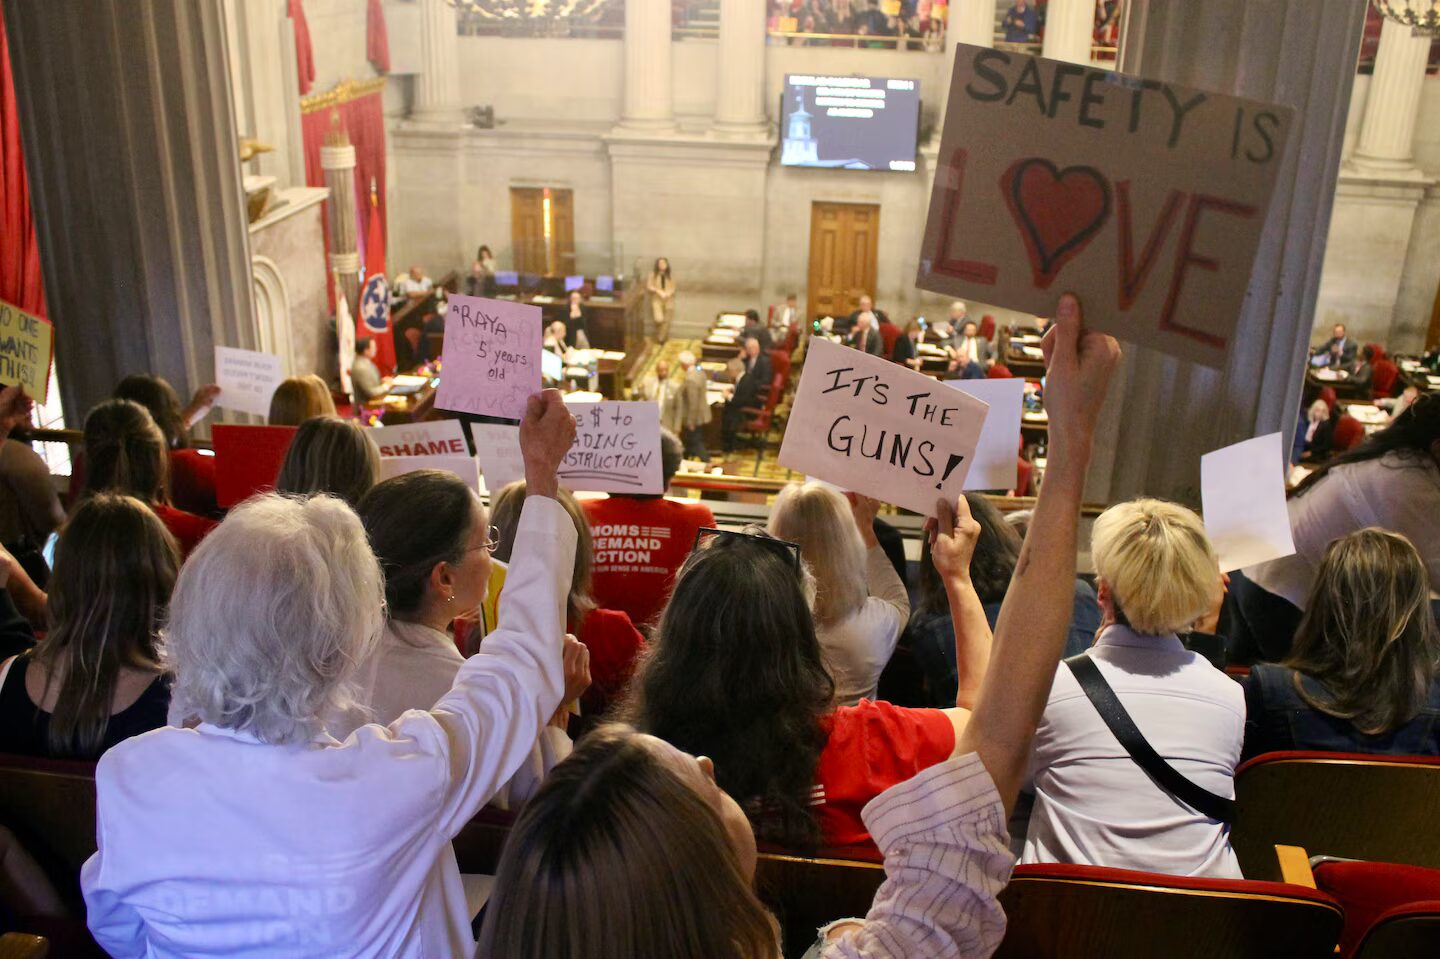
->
<box><xmin>820</xmin><ymin>753</ymin><xmax>1014</xmax><ymax>959</ymax></box>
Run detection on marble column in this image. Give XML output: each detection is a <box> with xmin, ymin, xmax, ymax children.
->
<box><xmin>621</xmin><ymin>0</ymin><xmax>674</xmax><ymax>130</ymax></box>
<box><xmin>931</xmin><ymin>0</ymin><xmax>995</xmax><ymax>142</ymax></box>
<box><xmin>4</xmin><ymin>0</ymin><xmax>257</xmax><ymax>419</ymax></box>
<box><xmin>713</xmin><ymin>0</ymin><xmax>767</xmax><ymax>136</ymax></box>
<box><xmin>1350</xmin><ymin>17</ymin><xmax>1431</xmax><ymax>175</ymax></box>
<box><xmin>1082</xmin><ymin>0</ymin><xmax>1369</xmax><ymax>506</ymax></box>
<box><xmin>413</xmin><ymin>0</ymin><xmax>463</xmax><ymax>123</ymax></box>
<box><xmin>321</xmin><ymin>124</ymin><xmax>362</xmax><ymax>311</ymax></box>
<box><xmin>1041</xmin><ymin>0</ymin><xmax>1094</xmax><ymax>65</ymax></box>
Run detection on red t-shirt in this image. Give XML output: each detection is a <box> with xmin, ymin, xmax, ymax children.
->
<box><xmin>581</xmin><ymin>497</ymin><xmax>716</xmax><ymax>630</ymax></box>
<box><xmin>152</xmin><ymin>503</ymin><xmax>218</xmax><ymax>558</ymax></box>
<box><xmin>813</xmin><ymin>699</ymin><xmax>956</xmax><ymax>848</ymax></box>
<box><xmin>573</xmin><ymin>606</ymin><xmax>645</xmax><ymax>718</ymax></box>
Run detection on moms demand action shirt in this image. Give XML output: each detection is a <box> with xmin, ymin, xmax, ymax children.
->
<box><xmin>582</xmin><ymin>496</ymin><xmax>716</xmax><ymax>630</ymax></box>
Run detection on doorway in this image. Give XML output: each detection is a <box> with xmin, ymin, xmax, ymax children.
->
<box><xmin>806</xmin><ymin>201</ymin><xmax>880</xmax><ymax>322</ymax></box>
<box><xmin>510</xmin><ymin>187</ymin><xmax>575</xmax><ymax>276</ymax></box>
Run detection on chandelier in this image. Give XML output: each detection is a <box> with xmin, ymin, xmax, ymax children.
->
<box><xmin>1371</xmin><ymin>0</ymin><xmax>1440</xmax><ymax>36</ymax></box>
<box><xmin>443</xmin><ymin>0</ymin><xmax>614</xmax><ymax>20</ymax></box>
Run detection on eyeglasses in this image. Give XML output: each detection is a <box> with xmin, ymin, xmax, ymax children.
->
<box><xmin>691</xmin><ymin>526</ymin><xmax>802</xmax><ymax>574</ymax></box>
<box><xmin>467</xmin><ymin>525</ymin><xmax>501</xmax><ymax>555</ymax></box>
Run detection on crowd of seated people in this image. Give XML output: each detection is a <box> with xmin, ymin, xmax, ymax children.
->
<box><xmin>4</xmin><ymin>296</ymin><xmax>1440</xmax><ymax>956</ymax></box>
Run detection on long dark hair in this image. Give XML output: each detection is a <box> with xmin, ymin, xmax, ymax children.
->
<box><xmin>1292</xmin><ymin>392</ymin><xmax>1440</xmax><ymax>499</ymax></box>
<box><xmin>356</xmin><ymin>470</ymin><xmax>477</xmax><ymax>616</ymax></box>
<box><xmin>917</xmin><ymin>492</ymin><xmax>1019</xmax><ymax>615</ymax></box>
<box><xmin>83</xmin><ymin>399</ymin><xmax>170</xmax><ymax>505</ymax></box>
<box><xmin>479</xmin><ymin>725</ymin><xmax>779</xmax><ymax>959</ymax></box>
<box><xmin>621</xmin><ymin>532</ymin><xmax>834</xmax><ymax>849</ymax></box>
<box><xmin>33</xmin><ymin>494</ymin><xmax>179</xmax><ymax>758</ymax></box>
<box><xmin>113</xmin><ymin>375</ymin><xmax>190</xmax><ymax>449</ymax></box>
<box><xmin>652</xmin><ymin>257</ymin><xmax>671</xmax><ymax>282</ymax></box>
<box><xmin>1285</xmin><ymin>528</ymin><xmax>1439</xmax><ymax>735</ymax></box>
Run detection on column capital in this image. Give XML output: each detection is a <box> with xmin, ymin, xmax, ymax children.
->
<box><xmin>1348</xmin><ymin>16</ymin><xmax>1431</xmax><ymax>178</ymax></box>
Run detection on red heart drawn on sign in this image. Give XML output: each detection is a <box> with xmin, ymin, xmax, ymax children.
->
<box><xmin>1001</xmin><ymin>158</ymin><xmax>1112</xmax><ymax>290</ymax></box>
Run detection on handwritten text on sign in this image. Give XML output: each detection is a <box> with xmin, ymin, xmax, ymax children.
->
<box><xmin>917</xmin><ymin>44</ymin><xmax>1293</xmax><ymax>367</ymax></box>
<box><xmin>559</xmin><ymin>400</ymin><xmax>663</xmax><ymax>495</ymax></box>
<box><xmin>367</xmin><ymin>419</ymin><xmax>468</xmax><ymax>459</ymax></box>
<box><xmin>214</xmin><ymin>346</ymin><xmax>283</xmax><ymax>417</ymax></box>
<box><xmin>0</xmin><ymin>299</ymin><xmax>53</xmax><ymax>402</ymax></box>
<box><xmin>779</xmin><ymin>338</ymin><xmax>989</xmax><ymax>516</ymax></box>
<box><xmin>435</xmin><ymin>294</ymin><xmax>542</xmax><ymax>419</ymax></box>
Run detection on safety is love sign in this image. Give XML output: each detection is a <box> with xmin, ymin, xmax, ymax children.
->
<box><xmin>918</xmin><ymin>44</ymin><xmax>1293</xmax><ymax>367</ymax></box>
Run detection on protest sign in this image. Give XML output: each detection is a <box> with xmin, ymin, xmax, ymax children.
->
<box><xmin>945</xmin><ymin>377</ymin><xmax>1025</xmax><ymax>492</ymax></box>
<box><xmin>368</xmin><ymin>419</ymin><xmax>468</xmax><ymax>459</ymax></box>
<box><xmin>212</xmin><ymin>424</ymin><xmax>297</xmax><ymax>507</ymax></box>
<box><xmin>214</xmin><ymin>346</ymin><xmax>284</xmax><ymax>417</ymax></box>
<box><xmin>559</xmin><ymin>401</ymin><xmax>663</xmax><ymax>495</ymax></box>
<box><xmin>779</xmin><ymin>338</ymin><xmax>989</xmax><ymax>516</ymax></box>
<box><xmin>471</xmin><ymin>422</ymin><xmax>527</xmax><ymax>493</ymax></box>
<box><xmin>435</xmin><ymin>294</ymin><xmax>542</xmax><ymax>419</ymax></box>
<box><xmin>379</xmin><ymin>454</ymin><xmax>481</xmax><ymax>494</ymax></box>
<box><xmin>918</xmin><ymin>44</ymin><xmax>1293</xmax><ymax>367</ymax></box>
<box><xmin>0</xmin><ymin>299</ymin><xmax>53</xmax><ymax>402</ymax></box>
<box><xmin>1201</xmin><ymin>431</ymin><xmax>1297</xmax><ymax>572</ymax></box>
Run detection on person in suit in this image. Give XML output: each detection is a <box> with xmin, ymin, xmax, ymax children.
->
<box><xmin>771</xmin><ymin>293</ymin><xmax>800</xmax><ymax>341</ymax></box>
<box><xmin>947</xmin><ymin>320</ymin><xmax>993</xmax><ymax>379</ymax></box>
<box><xmin>721</xmin><ymin>336</ymin><xmax>772</xmax><ymax>454</ymax></box>
<box><xmin>636</xmin><ymin>360</ymin><xmax>684</xmax><ymax>435</ymax></box>
<box><xmin>893</xmin><ymin>318</ymin><xmax>924</xmax><ymax>369</ymax></box>
<box><xmin>1313</xmin><ymin>323</ymin><xmax>1357</xmax><ymax>370</ymax></box>
<box><xmin>837</xmin><ymin>293</ymin><xmax>873</xmax><ymax>337</ymax></box>
<box><xmin>741</xmin><ymin>309</ymin><xmax>773</xmax><ymax>352</ymax></box>
<box><xmin>676</xmin><ymin>350</ymin><xmax>712</xmax><ymax>461</ymax></box>
<box><xmin>847</xmin><ymin>311</ymin><xmax>884</xmax><ymax>356</ymax></box>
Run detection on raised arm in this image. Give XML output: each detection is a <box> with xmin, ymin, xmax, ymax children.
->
<box><xmin>929</xmin><ymin>496</ymin><xmax>989</xmax><ymax>711</ymax></box>
<box><xmin>849</xmin><ymin>494</ymin><xmax>909</xmax><ymax>623</ymax></box>
<box><xmin>956</xmin><ymin>302</ymin><xmax>1120</xmax><ymax>814</ymax></box>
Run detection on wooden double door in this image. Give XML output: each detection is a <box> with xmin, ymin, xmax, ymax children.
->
<box><xmin>807</xmin><ymin>201</ymin><xmax>880</xmax><ymax>323</ymax></box>
<box><xmin>510</xmin><ymin>187</ymin><xmax>575</xmax><ymax>276</ymax></box>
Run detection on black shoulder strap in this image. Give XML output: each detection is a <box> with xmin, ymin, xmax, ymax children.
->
<box><xmin>1064</xmin><ymin>655</ymin><xmax>1235</xmax><ymax>824</ymax></box>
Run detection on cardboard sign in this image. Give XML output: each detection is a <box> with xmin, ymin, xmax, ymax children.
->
<box><xmin>1200</xmin><ymin>432</ymin><xmax>1297</xmax><ymax>572</ymax></box>
<box><xmin>212</xmin><ymin>424</ymin><xmax>298</xmax><ymax>508</ymax></box>
<box><xmin>471</xmin><ymin>422</ymin><xmax>526</xmax><ymax>493</ymax></box>
<box><xmin>435</xmin><ymin>295</ymin><xmax>542</xmax><ymax>419</ymax></box>
<box><xmin>378</xmin><ymin>454</ymin><xmax>481</xmax><ymax>494</ymax></box>
<box><xmin>918</xmin><ymin>44</ymin><xmax>1293</xmax><ymax>367</ymax></box>
<box><xmin>945</xmin><ymin>377</ymin><xmax>1025</xmax><ymax>492</ymax></box>
<box><xmin>779</xmin><ymin>338</ymin><xmax>989</xmax><ymax>516</ymax></box>
<box><xmin>367</xmin><ymin>419</ymin><xmax>468</xmax><ymax>459</ymax></box>
<box><xmin>214</xmin><ymin>346</ymin><xmax>284</xmax><ymax>417</ymax></box>
<box><xmin>0</xmin><ymin>299</ymin><xmax>53</xmax><ymax>402</ymax></box>
<box><xmin>559</xmin><ymin>401</ymin><xmax>664</xmax><ymax>495</ymax></box>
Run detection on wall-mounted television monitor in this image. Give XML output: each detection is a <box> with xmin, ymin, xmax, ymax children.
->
<box><xmin>780</xmin><ymin>74</ymin><xmax>919</xmax><ymax>172</ymax></box>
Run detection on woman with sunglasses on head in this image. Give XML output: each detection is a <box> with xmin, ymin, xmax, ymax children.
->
<box><xmin>490</xmin><ymin>483</ymin><xmax>643</xmax><ymax>721</ymax></box>
<box><xmin>482</xmin><ymin>304</ymin><xmax>1123</xmax><ymax>956</ymax></box>
<box><xmin>351</xmin><ymin>469</ymin><xmax>589</xmax><ymax>807</ymax></box>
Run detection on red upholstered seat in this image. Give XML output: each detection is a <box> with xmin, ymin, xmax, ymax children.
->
<box><xmin>1352</xmin><ymin>901</ymin><xmax>1440</xmax><ymax>958</ymax></box>
<box><xmin>1320</xmin><ymin>386</ymin><xmax>1338</xmax><ymax>411</ymax></box>
<box><xmin>1313</xmin><ymin>859</ymin><xmax>1440</xmax><ymax>958</ymax></box>
<box><xmin>979</xmin><ymin>314</ymin><xmax>996</xmax><ymax>340</ymax></box>
<box><xmin>1332</xmin><ymin>414</ymin><xmax>1365</xmax><ymax>452</ymax></box>
<box><xmin>986</xmin><ymin>363</ymin><xmax>1014</xmax><ymax>378</ymax></box>
<box><xmin>769</xmin><ymin>348</ymin><xmax>792</xmax><ymax>387</ymax></box>
<box><xmin>1366</xmin><ymin>342</ymin><xmax>1387</xmax><ymax>362</ymax></box>
<box><xmin>878</xmin><ymin>321</ymin><xmax>901</xmax><ymax>357</ymax></box>
<box><xmin>1371</xmin><ymin>358</ymin><xmax>1399</xmax><ymax>398</ymax></box>
<box><xmin>995</xmin><ymin>862</ymin><xmax>1343</xmax><ymax>958</ymax></box>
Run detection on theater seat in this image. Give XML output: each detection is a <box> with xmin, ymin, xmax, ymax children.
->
<box><xmin>1352</xmin><ymin>901</ymin><xmax>1440</xmax><ymax>958</ymax></box>
<box><xmin>1231</xmin><ymin>752</ymin><xmax>1440</xmax><ymax>880</ymax></box>
<box><xmin>1313</xmin><ymin>859</ymin><xmax>1440</xmax><ymax>958</ymax></box>
<box><xmin>993</xmin><ymin>862</ymin><xmax>1343</xmax><ymax>958</ymax></box>
<box><xmin>754</xmin><ymin>850</ymin><xmax>884</xmax><ymax>957</ymax></box>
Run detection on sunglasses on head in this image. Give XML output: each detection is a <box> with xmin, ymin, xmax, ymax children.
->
<box><xmin>691</xmin><ymin>526</ymin><xmax>802</xmax><ymax>574</ymax></box>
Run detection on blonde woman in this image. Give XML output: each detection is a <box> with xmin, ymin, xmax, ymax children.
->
<box><xmin>1021</xmin><ymin>497</ymin><xmax>1240</xmax><ymax>878</ymax></box>
<box><xmin>647</xmin><ymin>257</ymin><xmax>675</xmax><ymax>343</ymax></box>
<box><xmin>769</xmin><ymin>482</ymin><xmax>909</xmax><ymax>706</ymax></box>
<box><xmin>266</xmin><ymin>374</ymin><xmax>336</xmax><ymax>426</ymax></box>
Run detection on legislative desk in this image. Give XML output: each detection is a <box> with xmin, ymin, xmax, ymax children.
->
<box><xmin>366</xmin><ymin>354</ymin><xmax>628</xmax><ymax>425</ymax></box>
<box><xmin>1303</xmin><ymin>365</ymin><xmax>1369</xmax><ymax>403</ymax></box>
<box><xmin>524</xmin><ymin>294</ymin><xmax>627</xmax><ymax>352</ymax></box>
<box><xmin>1396</xmin><ymin>356</ymin><xmax>1440</xmax><ymax>396</ymax></box>
<box><xmin>1004</xmin><ymin>331</ymin><xmax>1048</xmax><ymax>379</ymax></box>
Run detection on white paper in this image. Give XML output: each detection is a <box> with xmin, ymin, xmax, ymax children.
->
<box><xmin>214</xmin><ymin>346</ymin><xmax>283</xmax><ymax>417</ymax></box>
<box><xmin>1201</xmin><ymin>432</ymin><xmax>1297</xmax><ymax>572</ymax></box>
<box><xmin>378</xmin><ymin>454</ymin><xmax>481</xmax><ymax>494</ymax></box>
<box><xmin>471</xmin><ymin>422</ymin><xmax>527</xmax><ymax>493</ymax></box>
<box><xmin>778</xmin><ymin>338</ymin><xmax>989</xmax><ymax>516</ymax></box>
<box><xmin>945</xmin><ymin>378</ymin><xmax>1024</xmax><ymax>492</ymax></box>
<box><xmin>367</xmin><ymin>419</ymin><xmax>468</xmax><ymax>459</ymax></box>
<box><xmin>559</xmin><ymin>401</ymin><xmax>664</xmax><ymax>495</ymax></box>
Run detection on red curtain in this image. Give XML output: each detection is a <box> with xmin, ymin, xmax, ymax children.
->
<box><xmin>301</xmin><ymin>91</ymin><xmax>387</xmax><ymax>311</ymax></box>
<box><xmin>367</xmin><ymin>0</ymin><xmax>390</xmax><ymax>75</ymax></box>
<box><xmin>289</xmin><ymin>0</ymin><xmax>316</xmax><ymax>95</ymax></box>
<box><xmin>0</xmin><ymin>8</ymin><xmax>46</xmax><ymax>318</ymax></box>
